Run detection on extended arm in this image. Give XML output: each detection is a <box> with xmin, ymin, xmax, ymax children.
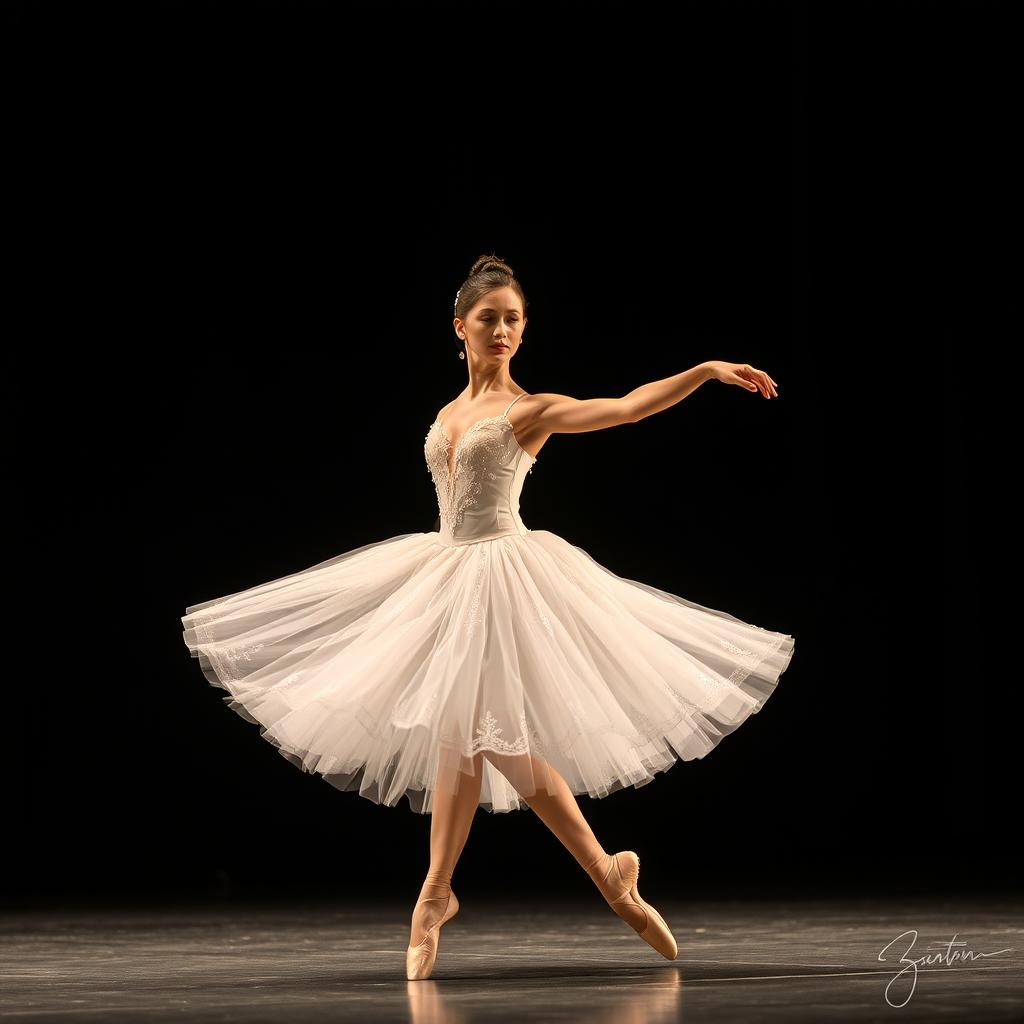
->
<box><xmin>626</xmin><ymin>359</ymin><xmax>777</xmax><ymax>419</ymax></box>
<box><xmin>529</xmin><ymin>361</ymin><xmax>778</xmax><ymax>436</ymax></box>
<box><xmin>623</xmin><ymin>362</ymin><xmax>716</xmax><ymax>422</ymax></box>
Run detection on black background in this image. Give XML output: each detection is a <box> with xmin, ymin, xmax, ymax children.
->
<box><xmin>6</xmin><ymin>1</ymin><xmax>1010</xmax><ymax>909</ymax></box>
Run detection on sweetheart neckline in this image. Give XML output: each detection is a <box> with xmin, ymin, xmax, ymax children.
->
<box><xmin>429</xmin><ymin>413</ymin><xmax>537</xmax><ymax>482</ymax></box>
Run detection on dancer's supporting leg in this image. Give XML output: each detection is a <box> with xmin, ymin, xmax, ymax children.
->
<box><xmin>482</xmin><ymin>750</ymin><xmax>648</xmax><ymax>932</ymax></box>
<box><xmin>409</xmin><ymin>750</ymin><xmax>483</xmax><ymax>948</ymax></box>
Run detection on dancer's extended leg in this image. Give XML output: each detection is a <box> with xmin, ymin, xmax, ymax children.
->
<box><xmin>409</xmin><ymin>751</ymin><xmax>482</xmax><ymax>948</ymax></box>
<box><xmin>483</xmin><ymin>751</ymin><xmax>648</xmax><ymax>933</ymax></box>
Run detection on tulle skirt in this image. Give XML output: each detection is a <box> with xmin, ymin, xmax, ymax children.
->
<box><xmin>181</xmin><ymin>529</ymin><xmax>795</xmax><ymax>813</ymax></box>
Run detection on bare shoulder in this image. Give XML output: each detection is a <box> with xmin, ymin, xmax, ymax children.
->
<box><xmin>434</xmin><ymin>397</ymin><xmax>460</xmax><ymax>422</ymax></box>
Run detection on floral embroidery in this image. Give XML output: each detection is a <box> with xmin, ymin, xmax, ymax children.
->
<box><xmin>471</xmin><ymin>708</ymin><xmax>530</xmax><ymax>755</ymax></box>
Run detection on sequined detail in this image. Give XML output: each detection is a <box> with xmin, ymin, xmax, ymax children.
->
<box><xmin>523</xmin><ymin>577</ymin><xmax>555</xmax><ymax>638</ymax></box>
<box><xmin>465</xmin><ymin>546</ymin><xmax>490</xmax><ymax>639</ymax></box>
<box><xmin>206</xmin><ymin>639</ymin><xmax>265</xmax><ymax>683</ymax></box>
<box><xmin>628</xmin><ymin>701</ymin><xmax>670</xmax><ymax>740</ymax></box>
<box><xmin>720</xmin><ymin>638</ymin><xmax>755</xmax><ymax>658</ymax></box>
<box><xmin>427</xmin><ymin>416</ymin><xmax>511</xmax><ymax>530</ymax></box>
<box><xmin>424</xmin><ymin>410</ymin><xmax>538</xmax><ymax>540</ymax></box>
<box><xmin>663</xmin><ymin>632</ymin><xmax>788</xmax><ymax>698</ymax></box>
<box><xmin>698</xmin><ymin>670</ymin><xmax>727</xmax><ymax>691</ymax></box>
<box><xmin>193</xmin><ymin>611</ymin><xmax>216</xmax><ymax>645</ymax></box>
<box><xmin>189</xmin><ymin>609</ymin><xmax>269</xmax><ymax>683</ymax></box>
<box><xmin>223</xmin><ymin>641</ymin><xmax>265</xmax><ymax>664</ymax></box>
<box><xmin>720</xmin><ymin>632</ymin><xmax>786</xmax><ymax>680</ymax></box>
<box><xmin>611</xmin><ymin>628</ymin><xmax>791</xmax><ymax>746</ymax></box>
<box><xmin>527</xmin><ymin>721</ymin><xmax>549</xmax><ymax>757</ymax></box>
<box><xmin>383</xmin><ymin>591</ymin><xmax>414</xmax><ymax>622</ymax></box>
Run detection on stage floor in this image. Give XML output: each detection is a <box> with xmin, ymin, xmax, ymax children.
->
<box><xmin>2</xmin><ymin>896</ymin><xmax>1021</xmax><ymax>1022</ymax></box>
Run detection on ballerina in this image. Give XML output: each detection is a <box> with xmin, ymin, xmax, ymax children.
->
<box><xmin>181</xmin><ymin>252</ymin><xmax>794</xmax><ymax>981</ymax></box>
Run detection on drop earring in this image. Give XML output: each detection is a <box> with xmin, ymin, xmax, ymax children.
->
<box><xmin>458</xmin><ymin>337</ymin><xmax>466</xmax><ymax>360</ymax></box>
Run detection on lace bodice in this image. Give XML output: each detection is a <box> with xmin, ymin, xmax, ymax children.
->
<box><xmin>424</xmin><ymin>393</ymin><xmax>537</xmax><ymax>547</ymax></box>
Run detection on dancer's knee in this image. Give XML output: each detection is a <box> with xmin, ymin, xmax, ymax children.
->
<box><xmin>478</xmin><ymin>749</ymin><xmax>523</xmax><ymax>775</ymax></box>
<box><xmin>479</xmin><ymin>749</ymin><xmax>560</xmax><ymax>798</ymax></box>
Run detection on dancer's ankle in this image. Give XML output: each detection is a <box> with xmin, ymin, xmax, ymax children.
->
<box><xmin>582</xmin><ymin>850</ymin><xmax>612</xmax><ymax>885</ymax></box>
<box><xmin>410</xmin><ymin>870</ymin><xmax>453</xmax><ymax>947</ymax></box>
<box><xmin>421</xmin><ymin>868</ymin><xmax>453</xmax><ymax>892</ymax></box>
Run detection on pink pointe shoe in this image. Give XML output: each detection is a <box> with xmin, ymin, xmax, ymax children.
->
<box><xmin>405</xmin><ymin>887</ymin><xmax>460</xmax><ymax>980</ymax></box>
<box><xmin>598</xmin><ymin>851</ymin><xmax>678</xmax><ymax>960</ymax></box>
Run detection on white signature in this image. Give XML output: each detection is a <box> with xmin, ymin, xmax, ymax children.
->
<box><xmin>877</xmin><ymin>929</ymin><xmax>1014</xmax><ymax>1007</ymax></box>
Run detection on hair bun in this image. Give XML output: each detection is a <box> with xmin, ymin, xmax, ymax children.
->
<box><xmin>453</xmin><ymin>252</ymin><xmax>527</xmax><ymax>321</ymax></box>
<box><xmin>469</xmin><ymin>253</ymin><xmax>514</xmax><ymax>278</ymax></box>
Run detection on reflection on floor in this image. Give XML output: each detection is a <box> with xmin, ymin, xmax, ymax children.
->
<box><xmin>1</xmin><ymin>897</ymin><xmax>1021</xmax><ymax>1022</ymax></box>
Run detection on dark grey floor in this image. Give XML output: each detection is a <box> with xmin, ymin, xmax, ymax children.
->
<box><xmin>1</xmin><ymin>896</ymin><xmax>1021</xmax><ymax>1022</ymax></box>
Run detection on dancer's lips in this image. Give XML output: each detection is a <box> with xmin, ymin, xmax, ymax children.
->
<box><xmin>490</xmin><ymin>344</ymin><xmax>508</xmax><ymax>351</ymax></box>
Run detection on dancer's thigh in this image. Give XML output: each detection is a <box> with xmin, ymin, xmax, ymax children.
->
<box><xmin>478</xmin><ymin>749</ymin><xmax>558</xmax><ymax>797</ymax></box>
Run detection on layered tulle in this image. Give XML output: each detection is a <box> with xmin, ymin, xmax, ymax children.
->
<box><xmin>181</xmin><ymin>530</ymin><xmax>795</xmax><ymax>814</ymax></box>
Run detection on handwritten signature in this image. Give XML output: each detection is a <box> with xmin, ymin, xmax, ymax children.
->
<box><xmin>877</xmin><ymin>929</ymin><xmax>1014</xmax><ymax>1007</ymax></box>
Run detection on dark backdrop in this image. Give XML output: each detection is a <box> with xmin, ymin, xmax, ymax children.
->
<box><xmin>7</xmin><ymin>1</ymin><xmax>1008</xmax><ymax>909</ymax></box>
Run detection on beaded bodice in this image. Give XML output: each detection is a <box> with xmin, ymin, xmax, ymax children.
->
<box><xmin>424</xmin><ymin>393</ymin><xmax>537</xmax><ymax>547</ymax></box>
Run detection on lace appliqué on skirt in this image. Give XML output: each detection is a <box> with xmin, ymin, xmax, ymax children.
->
<box><xmin>471</xmin><ymin>708</ymin><xmax>531</xmax><ymax>755</ymax></box>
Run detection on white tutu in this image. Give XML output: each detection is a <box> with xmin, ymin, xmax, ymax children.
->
<box><xmin>181</xmin><ymin>394</ymin><xmax>795</xmax><ymax>813</ymax></box>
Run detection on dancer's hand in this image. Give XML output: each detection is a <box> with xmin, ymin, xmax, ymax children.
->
<box><xmin>707</xmin><ymin>360</ymin><xmax>778</xmax><ymax>398</ymax></box>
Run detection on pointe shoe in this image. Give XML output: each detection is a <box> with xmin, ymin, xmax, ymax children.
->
<box><xmin>597</xmin><ymin>851</ymin><xmax>678</xmax><ymax>960</ymax></box>
<box><xmin>405</xmin><ymin>887</ymin><xmax>459</xmax><ymax>980</ymax></box>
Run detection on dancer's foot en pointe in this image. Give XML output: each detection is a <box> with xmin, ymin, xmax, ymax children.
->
<box><xmin>406</xmin><ymin>872</ymin><xmax>460</xmax><ymax>980</ymax></box>
<box><xmin>585</xmin><ymin>850</ymin><xmax>678</xmax><ymax>960</ymax></box>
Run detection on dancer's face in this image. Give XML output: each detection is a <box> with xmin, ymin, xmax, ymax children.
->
<box><xmin>455</xmin><ymin>287</ymin><xmax>526</xmax><ymax>362</ymax></box>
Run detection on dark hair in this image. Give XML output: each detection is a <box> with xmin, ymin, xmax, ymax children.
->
<box><xmin>454</xmin><ymin>252</ymin><xmax>528</xmax><ymax>323</ymax></box>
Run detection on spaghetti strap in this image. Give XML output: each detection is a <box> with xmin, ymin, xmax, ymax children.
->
<box><xmin>502</xmin><ymin>393</ymin><xmax>529</xmax><ymax>418</ymax></box>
